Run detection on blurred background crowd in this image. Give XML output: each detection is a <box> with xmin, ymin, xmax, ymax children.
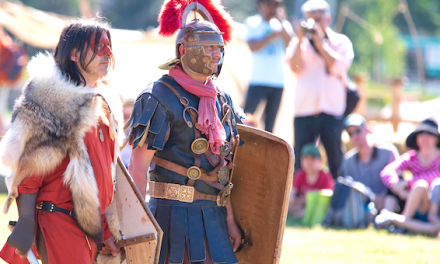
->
<box><xmin>1</xmin><ymin>0</ymin><xmax>440</xmax><ymax>242</ymax></box>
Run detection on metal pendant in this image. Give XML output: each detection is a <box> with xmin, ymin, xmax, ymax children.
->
<box><xmin>219</xmin><ymin>142</ymin><xmax>231</xmax><ymax>157</ymax></box>
<box><xmin>216</xmin><ymin>183</ymin><xmax>234</xmax><ymax>207</ymax></box>
<box><xmin>217</xmin><ymin>166</ymin><xmax>230</xmax><ymax>185</ymax></box>
<box><xmin>98</xmin><ymin>127</ymin><xmax>104</xmax><ymax>142</ymax></box>
<box><xmin>191</xmin><ymin>138</ymin><xmax>209</xmax><ymax>154</ymax></box>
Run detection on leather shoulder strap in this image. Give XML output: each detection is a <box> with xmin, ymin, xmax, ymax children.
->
<box><xmin>158</xmin><ymin>79</ymin><xmax>189</xmax><ymax>107</ymax></box>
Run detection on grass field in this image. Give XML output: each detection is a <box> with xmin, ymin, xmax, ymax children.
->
<box><xmin>1</xmin><ymin>194</ymin><xmax>439</xmax><ymax>264</ymax></box>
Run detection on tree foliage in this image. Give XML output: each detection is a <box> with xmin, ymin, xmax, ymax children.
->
<box><xmin>393</xmin><ymin>0</ymin><xmax>440</xmax><ymax>35</ymax></box>
<box><xmin>340</xmin><ymin>0</ymin><xmax>406</xmax><ymax>80</ymax></box>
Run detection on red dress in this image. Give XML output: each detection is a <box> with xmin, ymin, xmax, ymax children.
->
<box><xmin>0</xmin><ymin>115</ymin><xmax>115</xmax><ymax>264</ymax></box>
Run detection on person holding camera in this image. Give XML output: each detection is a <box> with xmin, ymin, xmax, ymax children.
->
<box><xmin>287</xmin><ymin>0</ymin><xmax>354</xmax><ymax>179</ymax></box>
<box><xmin>243</xmin><ymin>0</ymin><xmax>294</xmax><ymax>133</ymax></box>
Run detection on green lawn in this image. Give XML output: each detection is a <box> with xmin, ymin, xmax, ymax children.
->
<box><xmin>282</xmin><ymin>219</ymin><xmax>440</xmax><ymax>264</ymax></box>
<box><xmin>0</xmin><ymin>194</ymin><xmax>439</xmax><ymax>264</ymax></box>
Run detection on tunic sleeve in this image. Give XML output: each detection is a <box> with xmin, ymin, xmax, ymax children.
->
<box><xmin>18</xmin><ymin>176</ymin><xmax>43</xmax><ymax>194</ymax></box>
<box><xmin>128</xmin><ymin>93</ymin><xmax>171</xmax><ymax>150</ymax></box>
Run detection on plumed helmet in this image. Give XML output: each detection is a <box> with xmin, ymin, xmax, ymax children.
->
<box><xmin>157</xmin><ymin>0</ymin><xmax>234</xmax><ymax>77</ymax></box>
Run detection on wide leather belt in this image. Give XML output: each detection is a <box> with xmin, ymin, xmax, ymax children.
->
<box><xmin>36</xmin><ymin>201</ymin><xmax>76</xmax><ymax>219</ymax></box>
<box><xmin>152</xmin><ymin>156</ymin><xmax>220</xmax><ymax>182</ymax></box>
<box><xmin>150</xmin><ymin>181</ymin><xmax>219</xmax><ymax>204</ymax></box>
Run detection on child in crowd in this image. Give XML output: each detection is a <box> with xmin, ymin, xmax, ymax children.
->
<box><xmin>289</xmin><ymin>143</ymin><xmax>334</xmax><ymax>218</ymax></box>
<box><xmin>376</xmin><ymin>178</ymin><xmax>440</xmax><ymax>237</ymax></box>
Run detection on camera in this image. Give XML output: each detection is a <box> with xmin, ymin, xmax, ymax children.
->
<box><xmin>300</xmin><ymin>18</ymin><xmax>316</xmax><ymax>34</ymax></box>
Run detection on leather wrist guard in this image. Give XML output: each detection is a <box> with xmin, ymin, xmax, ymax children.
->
<box><xmin>8</xmin><ymin>218</ymin><xmax>35</xmax><ymax>254</ymax></box>
<box><xmin>8</xmin><ymin>192</ymin><xmax>38</xmax><ymax>254</ymax></box>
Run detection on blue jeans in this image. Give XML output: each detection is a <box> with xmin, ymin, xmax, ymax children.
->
<box><xmin>294</xmin><ymin>113</ymin><xmax>343</xmax><ymax>179</ymax></box>
<box><xmin>244</xmin><ymin>85</ymin><xmax>283</xmax><ymax>133</ymax></box>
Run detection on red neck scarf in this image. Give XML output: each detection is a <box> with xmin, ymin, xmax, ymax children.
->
<box><xmin>169</xmin><ymin>67</ymin><xmax>226</xmax><ymax>155</ymax></box>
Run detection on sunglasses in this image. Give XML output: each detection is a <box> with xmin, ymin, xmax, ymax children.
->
<box><xmin>347</xmin><ymin>128</ymin><xmax>362</xmax><ymax>137</ymax></box>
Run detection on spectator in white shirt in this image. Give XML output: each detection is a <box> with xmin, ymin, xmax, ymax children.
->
<box><xmin>286</xmin><ymin>0</ymin><xmax>354</xmax><ymax>179</ymax></box>
<box><xmin>243</xmin><ymin>0</ymin><xmax>294</xmax><ymax>132</ymax></box>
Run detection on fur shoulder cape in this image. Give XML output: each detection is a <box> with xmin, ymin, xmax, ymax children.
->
<box><xmin>0</xmin><ymin>53</ymin><xmax>124</xmax><ymax>245</ymax></box>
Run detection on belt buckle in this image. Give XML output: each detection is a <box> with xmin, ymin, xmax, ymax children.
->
<box><xmin>36</xmin><ymin>202</ymin><xmax>43</xmax><ymax>210</ymax></box>
<box><xmin>151</xmin><ymin>182</ymin><xmax>166</xmax><ymax>199</ymax></box>
<box><xmin>178</xmin><ymin>186</ymin><xmax>194</xmax><ymax>203</ymax></box>
<box><xmin>165</xmin><ymin>183</ymin><xmax>180</xmax><ymax>201</ymax></box>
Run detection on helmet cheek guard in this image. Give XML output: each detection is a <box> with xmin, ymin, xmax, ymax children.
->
<box><xmin>214</xmin><ymin>47</ymin><xmax>225</xmax><ymax>78</ymax></box>
<box><xmin>181</xmin><ymin>46</ymin><xmax>214</xmax><ymax>76</ymax></box>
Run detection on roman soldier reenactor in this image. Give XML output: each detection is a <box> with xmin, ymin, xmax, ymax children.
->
<box><xmin>127</xmin><ymin>0</ymin><xmax>244</xmax><ymax>263</ymax></box>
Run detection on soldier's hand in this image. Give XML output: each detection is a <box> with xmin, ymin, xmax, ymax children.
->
<box><xmin>227</xmin><ymin>219</ymin><xmax>242</xmax><ymax>252</ymax></box>
<box><xmin>14</xmin><ymin>249</ymin><xmax>29</xmax><ymax>259</ymax></box>
<box><xmin>100</xmin><ymin>236</ymin><xmax>119</xmax><ymax>257</ymax></box>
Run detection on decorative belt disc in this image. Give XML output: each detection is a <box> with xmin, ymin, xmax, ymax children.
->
<box><xmin>191</xmin><ymin>138</ymin><xmax>209</xmax><ymax>154</ymax></box>
<box><xmin>187</xmin><ymin>166</ymin><xmax>202</xmax><ymax>180</ymax></box>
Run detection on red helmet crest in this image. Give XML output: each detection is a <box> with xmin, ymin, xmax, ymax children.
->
<box><xmin>158</xmin><ymin>0</ymin><xmax>234</xmax><ymax>44</ymax></box>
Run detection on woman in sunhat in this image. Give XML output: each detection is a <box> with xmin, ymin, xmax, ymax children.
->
<box><xmin>376</xmin><ymin>119</ymin><xmax>440</xmax><ymax>233</ymax></box>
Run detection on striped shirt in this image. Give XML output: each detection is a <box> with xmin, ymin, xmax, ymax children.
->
<box><xmin>380</xmin><ymin>150</ymin><xmax>440</xmax><ymax>189</ymax></box>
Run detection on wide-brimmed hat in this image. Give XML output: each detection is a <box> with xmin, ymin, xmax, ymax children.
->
<box><xmin>406</xmin><ymin>119</ymin><xmax>440</xmax><ymax>150</ymax></box>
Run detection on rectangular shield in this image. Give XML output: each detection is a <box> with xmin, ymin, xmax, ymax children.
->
<box><xmin>104</xmin><ymin>157</ymin><xmax>163</xmax><ymax>264</ymax></box>
<box><xmin>232</xmin><ymin>124</ymin><xmax>294</xmax><ymax>264</ymax></box>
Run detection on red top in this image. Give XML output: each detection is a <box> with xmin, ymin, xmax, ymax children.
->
<box><xmin>0</xmin><ymin>114</ymin><xmax>115</xmax><ymax>264</ymax></box>
<box><xmin>293</xmin><ymin>170</ymin><xmax>334</xmax><ymax>197</ymax></box>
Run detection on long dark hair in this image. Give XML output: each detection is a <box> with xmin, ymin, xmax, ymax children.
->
<box><xmin>53</xmin><ymin>18</ymin><xmax>115</xmax><ymax>86</ymax></box>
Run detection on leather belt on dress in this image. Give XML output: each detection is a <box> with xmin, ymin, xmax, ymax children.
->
<box><xmin>36</xmin><ymin>201</ymin><xmax>76</xmax><ymax>219</ymax></box>
<box><xmin>149</xmin><ymin>181</ymin><xmax>220</xmax><ymax>204</ymax></box>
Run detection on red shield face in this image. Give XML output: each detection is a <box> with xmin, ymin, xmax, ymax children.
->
<box><xmin>90</xmin><ymin>31</ymin><xmax>113</xmax><ymax>57</ymax></box>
